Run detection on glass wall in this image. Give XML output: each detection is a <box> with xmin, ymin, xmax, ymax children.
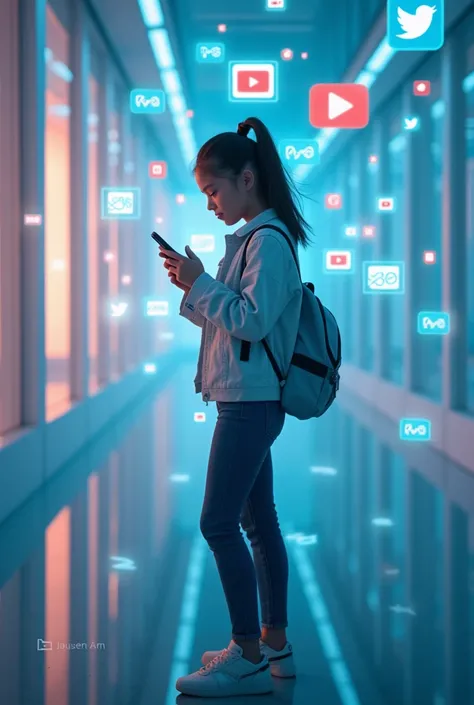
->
<box><xmin>359</xmin><ymin>128</ymin><xmax>377</xmax><ymax>371</ymax></box>
<box><xmin>411</xmin><ymin>56</ymin><xmax>444</xmax><ymax>402</ymax></box>
<box><xmin>464</xmin><ymin>13</ymin><xmax>474</xmax><ymax>414</ymax></box>
<box><xmin>381</xmin><ymin>95</ymin><xmax>405</xmax><ymax>386</ymax></box>
<box><xmin>88</xmin><ymin>54</ymin><xmax>101</xmax><ymax>395</ymax></box>
<box><xmin>45</xmin><ymin>2</ymin><xmax>72</xmax><ymax>418</ymax></box>
<box><xmin>0</xmin><ymin>0</ymin><xmax>20</xmax><ymax>436</ymax></box>
<box><xmin>107</xmin><ymin>86</ymin><xmax>123</xmax><ymax>382</ymax></box>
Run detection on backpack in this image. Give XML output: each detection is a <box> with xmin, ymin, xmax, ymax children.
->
<box><xmin>239</xmin><ymin>224</ymin><xmax>342</xmax><ymax>420</ymax></box>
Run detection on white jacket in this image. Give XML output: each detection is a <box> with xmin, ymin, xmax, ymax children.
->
<box><xmin>179</xmin><ymin>208</ymin><xmax>303</xmax><ymax>404</ymax></box>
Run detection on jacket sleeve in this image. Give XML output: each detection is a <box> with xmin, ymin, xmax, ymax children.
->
<box><xmin>179</xmin><ymin>290</ymin><xmax>206</xmax><ymax>328</ymax></box>
<box><xmin>181</xmin><ymin>233</ymin><xmax>298</xmax><ymax>342</ymax></box>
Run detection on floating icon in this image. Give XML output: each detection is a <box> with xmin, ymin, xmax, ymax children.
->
<box><xmin>399</xmin><ymin>417</ymin><xmax>431</xmax><ymax>441</ymax></box>
<box><xmin>229</xmin><ymin>62</ymin><xmax>278</xmax><ymax>101</ymax></box>
<box><xmin>281</xmin><ymin>48</ymin><xmax>293</xmax><ymax>60</ymax></box>
<box><xmin>309</xmin><ymin>83</ymin><xmax>369</xmax><ymax>129</ymax></box>
<box><xmin>362</xmin><ymin>225</ymin><xmax>376</xmax><ymax>237</ymax></box>
<box><xmin>417</xmin><ymin>311</ymin><xmax>450</xmax><ymax>334</ymax></box>
<box><xmin>170</xmin><ymin>474</ymin><xmax>190</xmax><ymax>483</ymax></box>
<box><xmin>377</xmin><ymin>197</ymin><xmax>395</xmax><ymax>212</ymax></box>
<box><xmin>145</xmin><ymin>299</ymin><xmax>169</xmax><ymax>317</ymax></box>
<box><xmin>24</xmin><ymin>214</ymin><xmax>42</xmax><ymax>226</ymax></box>
<box><xmin>130</xmin><ymin>89</ymin><xmax>166</xmax><ymax>114</ymax></box>
<box><xmin>194</xmin><ymin>412</ymin><xmax>206</xmax><ymax>422</ymax></box>
<box><xmin>101</xmin><ymin>187</ymin><xmax>140</xmax><ymax>219</ymax></box>
<box><xmin>143</xmin><ymin>363</ymin><xmax>157</xmax><ymax>374</ymax></box>
<box><xmin>190</xmin><ymin>234</ymin><xmax>215</xmax><ymax>253</ymax></box>
<box><xmin>310</xmin><ymin>466</ymin><xmax>337</xmax><ymax>475</ymax></box>
<box><xmin>325</xmin><ymin>193</ymin><xmax>342</xmax><ymax>209</ymax></box>
<box><xmin>110</xmin><ymin>556</ymin><xmax>137</xmax><ymax>571</ymax></box>
<box><xmin>403</xmin><ymin>115</ymin><xmax>420</xmax><ymax>130</ymax></box>
<box><xmin>149</xmin><ymin>161</ymin><xmax>167</xmax><ymax>178</ymax></box>
<box><xmin>363</xmin><ymin>261</ymin><xmax>405</xmax><ymax>293</ymax></box>
<box><xmin>196</xmin><ymin>43</ymin><xmax>225</xmax><ymax>63</ymax></box>
<box><xmin>344</xmin><ymin>226</ymin><xmax>358</xmax><ymax>237</ymax></box>
<box><xmin>387</xmin><ymin>1</ymin><xmax>444</xmax><ymax>51</ymax></box>
<box><xmin>110</xmin><ymin>301</ymin><xmax>128</xmax><ymax>317</ymax></box>
<box><xmin>176</xmin><ymin>194</ymin><xmax>185</xmax><ymax>204</ymax></box>
<box><xmin>279</xmin><ymin>140</ymin><xmax>319</xmax><ymax>165</ymax></box>
<box><xmin>324</xmin><ymin>250</ymin><xmax>353</xmax><ymax>272</ymax></box>
<box><xmin>413</xmin><ymin>80</ymin><xmax>431</xmax><ymax>95</ymax></box>
<box><xmin>266</xmin><ymin>0</ymin><xmax>285</xmax><ymax>8</ymax></box>
<box><xmin>423</xmin><ymin>250</ymin><xmax>436</xmax><ymax>264</ymax></box>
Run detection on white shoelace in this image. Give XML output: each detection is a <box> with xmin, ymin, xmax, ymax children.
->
<box><xmin>199</xmin><ymin>648</ymin><xmax>235</xmax><ymax>675</ymax></box>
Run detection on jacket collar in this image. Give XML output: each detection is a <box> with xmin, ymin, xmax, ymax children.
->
<box><xmin>234</xmin><ymin>208</ymin><xmax>278</xmax><ymax>238</ymax></box>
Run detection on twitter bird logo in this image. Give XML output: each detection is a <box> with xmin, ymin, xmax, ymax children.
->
<box><xmin>404</xmin><ymin>116</ymin><xmax>420</xmax><ymax>130</ymax></box>
<box><xmin>397</xmin><ymin>5</ymin><xmax>436</xmax><ymax>39</ymax></box>
<box><xmin>387</xmin><ymin>0</ymin><xmax>444</xmax><ymax>50</ymax></box>
<box><xmin>110</xmin><ymin>302</ymin><xmax>128</xmax><ymax>317</ymax></box>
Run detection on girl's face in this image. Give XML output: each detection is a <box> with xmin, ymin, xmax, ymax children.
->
<box><xmin>195</xmin><ymin>167</ymin><xmax>256</xmax><ymax>226</ymax></box>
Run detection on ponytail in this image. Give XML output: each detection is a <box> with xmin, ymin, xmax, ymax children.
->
<box><xmin>194</xmin><ymin>117</ymin><xmax>314</xmax><ymax>249</ymax></box>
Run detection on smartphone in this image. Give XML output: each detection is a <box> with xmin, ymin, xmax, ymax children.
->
<box><xmin>151</xmin><ymin>231</ymin><xmax>177</xmax><ymax>253</ymax></box>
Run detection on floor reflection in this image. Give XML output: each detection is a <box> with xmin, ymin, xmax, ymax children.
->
<box><xmin>0</xmin><ymin>362</ymin><xmax>472</xmax><ymax>705</ymax></box>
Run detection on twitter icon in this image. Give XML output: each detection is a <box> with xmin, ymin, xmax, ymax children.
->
<box><xmin>387</xmin><ymin>2</ymin><xmax>444</xmax><ymax>51</ymax></box>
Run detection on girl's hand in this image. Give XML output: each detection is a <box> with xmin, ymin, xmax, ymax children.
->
<box><xmin>169</xmin><ymin>273</ymin><xmax>190</xmax><ymax>294</ymax></box>
<box><xmin>159</xmin><ymin>245</ymin><xmax>204</xmax><ymax>289</ymax></box>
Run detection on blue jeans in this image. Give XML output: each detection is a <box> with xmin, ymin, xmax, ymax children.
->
<box><xmin>200</xmin><ymin>400</ymin><xmax>288</xmax><ymax>641</ymax></box>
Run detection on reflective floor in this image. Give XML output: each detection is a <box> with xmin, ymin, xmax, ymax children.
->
<box><xmin>0</xmin><ymin>361</ymin><xmax>473</xmax><ymax>705</ymax></box>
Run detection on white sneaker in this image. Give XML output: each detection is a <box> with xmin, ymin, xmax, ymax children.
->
<box><xmin>202</xmin><ymin>639</ymin><xmax>296</xmax><ymax>678</ymax></box>
<box><xmin>176</xmin><ymin>640</ymin><xmax>273</xmax><ymax>697</ymax></box>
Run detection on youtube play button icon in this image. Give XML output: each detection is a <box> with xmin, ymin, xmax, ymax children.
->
<box><xmin>230</xmin><ymin>62</ymin><xmax>277</xmax><ymax>101</ymax></box>
<box><xmin>309</xmin><ymin>83</ymin><xmax>369</xmax><ymax>129</ymax></box>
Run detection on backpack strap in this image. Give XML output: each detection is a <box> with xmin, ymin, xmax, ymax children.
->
<box><xmin>239</xmin><ymin>224</ymin><xmax>299</xmax><ymax>376</ymax></box>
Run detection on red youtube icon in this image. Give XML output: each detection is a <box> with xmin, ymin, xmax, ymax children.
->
<box><xmin>309</xmin><ymin>83</ymin><xmax>369</xmax><ymax>129</ymax></box>
<box><xmin>237</xmin><ymin>70</ymin><xmax>269</xmax><ymax>94</ymax></box>
<box><xmin>325</xmin><ymin>250</ymin><xmax>352</xmax><ymax>271</ymax></box>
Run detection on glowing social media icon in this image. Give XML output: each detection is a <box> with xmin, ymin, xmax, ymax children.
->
<box><xmin>266</xmin><ymin>0</ymin><xmax>285</xmax><ymax>8</ymax></box>
<box><xmin>110</xmin><ymin>302</ymin><xmax>128</xmax><ymax>317</ymax></box>
<box><xmin>196</xmin><ymin>43</ymin><xmax>225</xmax><ymax>63</ymax></box>
<box><xmin>24</xmin><ymin>213</ymin><xmax>42</xmax><ymax>225</ymax></box>
<box><xmin>413</xmin><ymin>80</ymin><xmax>431</xmax><ymax>95</ymax></box>
<box><xmin>130</xmin><ymin>89</ymin><xmax>166</xmax><ymax>114</ymax></box>
<box><xmin>404</xmin><ymin>115</ymin><xmax>420</xmax><ymax>130</ymax></box>
<box><xmin>101</xmin><ymin>188</ymin><xmax>141</xmax><ymax>219</ymax></box>
<box><xmin>344</xmin><ymin>226</ymin><xmax>358</xmax><ymax>237</ymax></box>
<box><xmin>145</xmin><ymin>299</ymin><xmax>169</xmax><ymax>317</ymax></box>
<box><xmin>229</xmin><ymin>62</ymin><xmax>278</xmax><ymax>102</ymax></box>
<box><xmin>324</xmin><ymin>250</ymin><xmax>353</xmax><ymax>272</ymax></box>
<box><xmin>399</xmin><ymin>418</ymin><xmax>431</xmax><ymax>441</ymax></box>
<box><xmin>377</xmin><ymin>197</ymin><xmax>395</xmax><ymax>211</ymax></box>
<box><xmin>325</xmin><ymin>193</ymin><xmax>342</xmax><ymax>209</ymax></box>
<box><xmin>280</xmin><ymin>140</ymin><xmax>319</xmax><ymax>165</ymax></box>
<box><xmin>423</xmin><ymin>250</ymin><xmax>436</xmax><ymax>264</ymax></box>
<box><xmin>363</xmin><ymin>262</ymin><xmax>405</xmax><ymax>294</ymax></box>
<box><xmin>190</xmin><ymin>234</ymin><xmax>215</xmax><ymax>253</ymax></box>
<box><xmin>387</xmin><ymin>1</ymin><xmax>444</xmax><ymax>51</ymax></box>
<box><xmin>417</xmin><ymin>311</ymin><xmax>450</xmax><ymax>334</ymax></box>
<box><xmin>149</xmin><ymin>161</ymin><xmax>167</xmax><ymax>178</ymax></box>
<box><xmin>143</xmin><ymin>363</ymin><xmax>157</xmax><ymax>374</ymax></box>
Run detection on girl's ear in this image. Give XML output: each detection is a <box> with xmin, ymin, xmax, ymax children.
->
<box><xmin>242</xmin><ymin>169</ymin><xmax>255</xmax><ymax>190</ymax></box>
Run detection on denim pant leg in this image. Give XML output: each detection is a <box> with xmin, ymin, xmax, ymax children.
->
<box><xmin>240</xmin><ymin>444</ymin><xmax>289</xmax><ymax>631</ymax></box>
<box><xmin>200</xmin><ymin>401</ymin><xmax>286</xmax><ymax>641</ymax></box>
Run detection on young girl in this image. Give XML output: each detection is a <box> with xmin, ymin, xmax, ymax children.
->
<box><xmin>159</xmin><ymin>117</ymin><xmax>313</xmax><ymax>698</ymax></box>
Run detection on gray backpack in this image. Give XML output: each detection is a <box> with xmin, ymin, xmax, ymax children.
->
<box><xmin>239</xmin><ymin>224</ymin><xmax>341</xmax><ymax>420</ymax></box>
